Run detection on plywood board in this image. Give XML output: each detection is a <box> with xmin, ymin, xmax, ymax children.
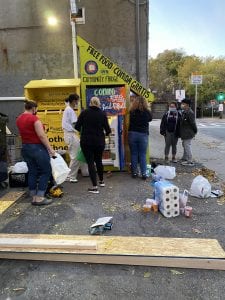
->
<box><xmin>0</xmin><ymin>237</ymin><xmax>96</xmax><ymax>250</ymax></box>
<box><xmin>0</xmin><ymin>191</ymin><xmax>25</xmax><ymax>214</ymax></box>
<box><xmin>0</xmin><ymin>234</ymin><xmax>225</xmax><ymax>270</ymax></box>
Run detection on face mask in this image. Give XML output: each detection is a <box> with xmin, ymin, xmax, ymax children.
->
<box><xmin>169</xmin><ymin>107</ymin><xmax>176</xmax><ymax>112</ymax></box>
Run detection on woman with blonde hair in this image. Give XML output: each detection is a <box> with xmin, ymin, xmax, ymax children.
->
<box><xmin>75</xmin><ymin>96</ymin><xmax>111</xmax><ymax>193</ymax></box>
<box><xmin>128</xmin><ymin>95</ymin><xmax>152</xmax><ymax>179</ymax></box>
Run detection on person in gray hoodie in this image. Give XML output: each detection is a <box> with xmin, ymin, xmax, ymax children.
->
<box><xmin>180</xmin><ymin>99</ymin><xmax>197</xmax><ymax>166</ymax></box>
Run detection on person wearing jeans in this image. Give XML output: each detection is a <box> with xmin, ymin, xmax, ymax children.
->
<box><xmin>180</xmin><ymin>98</ymin><xmax>198</xmax><ymax>166</ymax></box>
<box><xmin>16</xmin><ymin>100</ymin><xmax>55</xmax><ymax>205</ymax></box>
<box><xmin>22</xmin><ymin>144</ymin><xmax>52</xmax><ymax>198</ymax></box>
<box><xmin>128</xmin><ymin>95</ymin><xmax>152</xmax><ymax>179</ymax></box>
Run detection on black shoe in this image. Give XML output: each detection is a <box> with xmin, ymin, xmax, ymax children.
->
<box><xmin>132</xmin><ymin>173</ymin><xmax>138</xmax><ymax>178</ymax></box>
<box><xmin>142</xmin><ymin>175</ymin><xmax>147</xmax><ymax>180</ymax></box>
<box><xmin>32</xmin><ymin>198</ymin><xmax>53</xmax><ymax>206</ymax></box>
<box><xmin>88</xmin><ymin>187</ymin><xmax>99</xmax><ymax>194</ymax></box>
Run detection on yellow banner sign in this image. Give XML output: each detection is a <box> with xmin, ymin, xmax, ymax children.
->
<box><xmin>77</xmin><ymin>36</ymin><xmax>154</xmax><ymax>102</ymax></box>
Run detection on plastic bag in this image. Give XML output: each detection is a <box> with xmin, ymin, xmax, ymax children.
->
<box><xmin>12</xmin><ymin>161</ymin><xmax>28</xmax><ymax>173</ymax></box>
<box><xmin>50</xmin><ymin>153</ymin><xmax>71</xmax><ymax>185</ymax></box>
<box><xmin>154</xmin><ymin>165</ymin><xmax>176</xmax><ymax>180</ymax></box>
<box><xmin>190</xmin><ymin>175</ymin><xmax>211</xmax><ymax>198</ymax></box>
<box><xmin>76</xmin><ymin>147</ymin><xmax>86</xmax><ymax>163</ymax></box>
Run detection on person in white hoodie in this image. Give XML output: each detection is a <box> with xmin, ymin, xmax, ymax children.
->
<box><xmin>62</xmin><ymin>94</ymin><xmax>80</xmax><ymax>182</ymax></box>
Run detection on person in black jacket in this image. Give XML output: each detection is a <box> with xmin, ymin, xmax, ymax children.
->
<box><xmin>180</xmin><ymin>99</ymin><xmax>198</xmax><ymax>166</ymax></box>
<box><xmin>160</xmin><ymin>101</ymin><xmax>181</xmax><ymax>163</ymax></box>
<box><xmin>75</xmin><ymin>97</ymin><xmax>111</xmax><ymax>193</ymax></box>
<box><xmin>128</xmin><ymin>95</ymin><xmax>152</xmax><ymax>179</ymax></box>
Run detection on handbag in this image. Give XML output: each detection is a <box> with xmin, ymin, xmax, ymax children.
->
<box><xmin>76</xmin><ymin>147</ymin><xmax>86</xmax><ymax>163</ymax></box>
<box><xmin>50</xmin><ymin>153</ymin><xmax>71</xmax><ymax>185</ymax></box>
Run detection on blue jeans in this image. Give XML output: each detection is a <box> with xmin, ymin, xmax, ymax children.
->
<box><xmin>128</xmin><ymin>131</ymin><xmax>149</xmax><ymax>175</ymax></box>
<box><xmin>21</xmin><ymin>144</ymin><xmax>52</xmax><ymax>197</ymax></box>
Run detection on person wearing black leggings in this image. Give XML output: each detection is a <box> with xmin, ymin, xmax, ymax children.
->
<box><xmin>75</xmin><ymin>97</ymin><xmax>111</xmax><ymax>194</ymax></box>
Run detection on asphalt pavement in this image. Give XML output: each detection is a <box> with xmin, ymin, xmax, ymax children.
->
<box><xmin>150</xmin><ymin>118</ymin><xmax>225</xmax><ymax>181</ymax></box>
<box><xmin>0</xmin><ymin>118</ymin><xmax>225</xmax><ymax>300</ymax></box>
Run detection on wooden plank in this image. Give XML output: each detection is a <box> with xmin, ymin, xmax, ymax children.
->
<box><xmin>0</xmin><ymin>191</ymin><xmax>26</xmax><ymax>214</ymax></box>
<box><xmin>0</xmin><ymin>234</ymin><xmax>224</xmax><ymax>258</ymax></box>
<box><xmin>0</xmin><ymin>237</ymin><xmax>97</xmax><ymax>250</ymax></box>
<box><xmin>0</xmin><ymin>252</ymin><xmax>225</xmax><ymax>270</ymax></box>
<box><xmin>0</xmin><ymin>234</ymin><xmax>224</xmax><ymax>270</ymax></box>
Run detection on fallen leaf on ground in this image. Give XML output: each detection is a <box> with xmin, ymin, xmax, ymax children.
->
<box><xmin>106</xmin><ymin>171</ymin><xmax>112</xmax><ymax>178</ymax></box>
<box><xmin>130</xmin><ymin>203</ymin><xmax>141</xmax><ymax>211</ymax></box>
<box><xmin>170</xmin><ymin>270</ymin><xmax>184</xmax><ymax>275</ymax></box>
<box><xmin>143</xmin><ymin>272</ymin><xmax>151</xmax><ymax>278</ymax></box>
<box><xmin>12</xmin><ymin>288</ymin><xmax>26</xmax><ymax>292</ymax></box>
<box><xmin>192</xmin><ymin>228</ymin><xmax>202</xmax><ymax>234</ymax></box>
<box><xmin>217</xmin><ymin>197</ymin><xmax>225</xmax><ymax>205</ymax></box>
<box><xmin>192</xmin><ymin>167</ymin><xmax>216</xmax><ymax>182</ymax></box>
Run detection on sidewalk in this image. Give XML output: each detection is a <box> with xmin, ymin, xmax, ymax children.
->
<box><xmin>149</xmin><ymin>119</ymin><xmax>225</xmax><ymax>181</ymax></box>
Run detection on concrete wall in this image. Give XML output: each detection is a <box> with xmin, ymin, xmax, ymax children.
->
<box><xmin>0</xmin><ymin>99</ymin><xmax>25</xmax><ymax>133</ymax></box>
<box><xmin>0</xmin><ymin>0</ymin><xmax>149</xmax><ymax>97</ymax></box>
<box><xmin>76</xmin><ymin>0</ymin><xmax>149</xmax><ymax>86</ymax></box>
<box><xmin>0</xmin><ymin>0</ymin><xmax>74</xmax><ymax>96</ymax></box>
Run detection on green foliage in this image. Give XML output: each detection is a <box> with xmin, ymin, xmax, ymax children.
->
<box><xmin>149</xmin><ymin>50</ymin><xmax>225</xmax><ymax>104</ymax></box>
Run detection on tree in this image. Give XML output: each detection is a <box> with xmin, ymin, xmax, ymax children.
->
<box><xmin>149</xmin><ymin>49</ymin><xmax>185</xmax><ymax>101</ymax></box>
<box><xmin>149</xmin><ymin>51</ymin><xmax>225</xmax><ymax>106</ymax></box>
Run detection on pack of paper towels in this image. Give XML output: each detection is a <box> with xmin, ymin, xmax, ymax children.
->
<box><xmin>154</xmin><ymin>180</ymin><xmax>179</xmax><ymax>218</ymax></box>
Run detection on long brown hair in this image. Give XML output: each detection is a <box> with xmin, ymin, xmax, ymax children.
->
<box><xmin>130</xmin><ymin>96</ymin><xmax>148</xmax><ymax>112</ymax></box>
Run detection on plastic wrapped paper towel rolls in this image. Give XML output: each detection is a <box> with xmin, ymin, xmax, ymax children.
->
<box><xmin>154</xmin><ymin>180</ymin><xmax>180</xmax><ymax>218</ymax></box>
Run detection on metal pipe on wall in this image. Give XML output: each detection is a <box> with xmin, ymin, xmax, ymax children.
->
<box><xmin>70</xmin><ymin>0</ymin><xmax>78</xmax><ymax>78</ymax></box>
<box><xmin>135</xmin><ymin>0</ymin><xmax>140</xmax><ymax>81</ymax></box>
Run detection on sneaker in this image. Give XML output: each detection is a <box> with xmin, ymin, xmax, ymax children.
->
<box><xmin>181</xmin><ymin>161</ymin><xmax>194</xmax><ymax>166</ymax></box>
<box><xmin>88</xmin><ymin>187</ymin><xmax>99</xmax><ymax>194</ymax></box>
<box><xmin>172</xmin><ymin>158</ymin><xmax>178</xmax><ymax>163</ymax></box>
<box><xmin>132</xmin><ymin>173</ymin><xmax>138</xmax><ymax>178</ymax></box>
<box><xmin>99</xmin><ymin>181</ymin><xmax>105</xmax><ymax>187</ymax></box>
<box><xmin>70</xmin><ymin>178</ymin><xmax>78</xmax><ymax>183</ymax></box>
<box><xmin>141</xmin><ymin>175</ymin><xmax>147</xmax><ymax>180</ymax></box>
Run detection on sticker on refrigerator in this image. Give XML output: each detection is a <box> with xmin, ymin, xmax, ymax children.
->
<box><xmin>86</xmin><ymin>86</ymin><xmax>126</xmax><ymax>116</ymax></box>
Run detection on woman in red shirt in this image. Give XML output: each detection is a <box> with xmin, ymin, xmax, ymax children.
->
<box><xmin>16</xmin><ymin>100</ymin><xmax>55</xmax><ymax>205</ymax></box>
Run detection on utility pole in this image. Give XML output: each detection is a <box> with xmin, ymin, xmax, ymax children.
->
<box><xmin>191</xmin><ymin>72</ymin><xmax>202</xmax><ymax>118</ymax></box>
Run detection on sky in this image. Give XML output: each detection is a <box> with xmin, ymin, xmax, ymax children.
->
<box><xmin>149</xmin><ymin>0</ymin><xmax>225</xmax><ymax>58</ymax></box>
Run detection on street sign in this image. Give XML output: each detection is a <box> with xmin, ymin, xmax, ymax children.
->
<box><xmin>175</xmin><ymin>90</ymin><xmax>185</xmax><ymax>102</ymax></box>
<box><xmin>191</xmin><ymin>74</ymin><xmax>202</xmax><ymax>85</ymax></box>
<box><xmin>218</xmin><ymin>103</ymin><xmax>224</xmax><ymax>112</ymax></box>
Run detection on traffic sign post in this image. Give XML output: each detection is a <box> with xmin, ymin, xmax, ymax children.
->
<box><xmin>191</xmin><ymin>73</ymin><xmax>202</xmax><ymax>118</ymax></box>
<box><xmin>211</xmin><ymin>100</ymin><xmax>216</xmax><ymax>118</ymax></box>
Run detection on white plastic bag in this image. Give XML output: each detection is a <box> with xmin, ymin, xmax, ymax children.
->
<box><xmin>12</xmin><ymin>161</ymin><xmax>28</xmax><ymax>173</ymax></box>
<box><xmin>190</xmin><ymin>175</ymin><xmax>211</xmax><ymax>198</ymax></box>
<box><xmin>154</xmin><ymin>165</ymin><xmax>176</xmax><ymax>180</ymax></box>
<box><xmin>50</xmin><ymin>153</ymin><xmax>71</xmax><ymax>185</ymax></box>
